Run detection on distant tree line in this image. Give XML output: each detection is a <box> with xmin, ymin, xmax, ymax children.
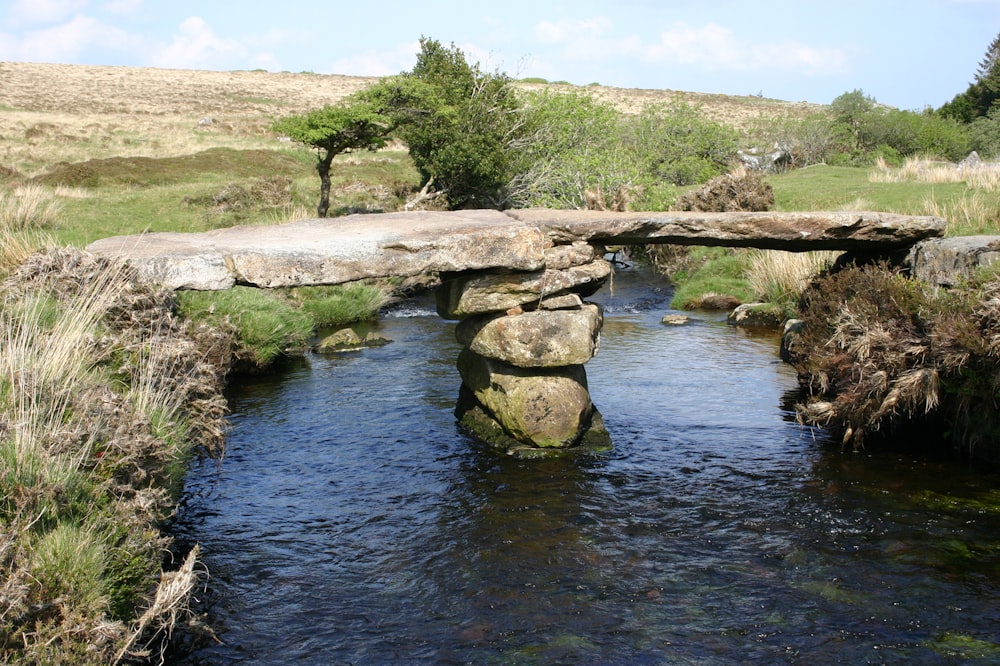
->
<box><xmin>274</xmin><ymin>33</ymin><xmax>1000</xmax><ymax>216</ymax></box>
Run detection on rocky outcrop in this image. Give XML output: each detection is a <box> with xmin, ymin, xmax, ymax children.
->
<box><xmin>909</xmin><ymin>236</ymin><xmax>1000</xmax><ymax>287</ymax></box>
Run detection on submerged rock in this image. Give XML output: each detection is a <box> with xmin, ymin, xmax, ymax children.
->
<box><xmin>316</xmin><ymin>328</ymin><xmax>391</xmax><ymax>353</ymax></box>
<box><xmin>727</xmin><ymin>303</ymin><xmax>784</xmax><ymax>329</ymax></box>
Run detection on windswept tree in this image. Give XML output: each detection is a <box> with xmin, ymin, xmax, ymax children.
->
<box><xmin>363</xmin><ymin>38</ymin><xmax>529</xmax><ymax>209</ymax></box>
<box><xmin>272</xmin><ymin>98</ymin><xmax>389</xmax><ymax>217</ymax></box>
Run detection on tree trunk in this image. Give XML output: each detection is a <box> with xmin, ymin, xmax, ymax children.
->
<box><xmin>316</xmin><ymin>150</ymin><xmax>334</xmax><ymax>218</ymax></box>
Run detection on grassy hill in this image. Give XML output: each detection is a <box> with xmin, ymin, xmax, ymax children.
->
<box><xmin>0</xmin><ymin>61</ymin><xmax>823</xmax><ymax>177</ymax></box>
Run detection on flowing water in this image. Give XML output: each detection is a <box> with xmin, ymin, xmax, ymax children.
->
<box><xmin>172</xmin><ymin>264</ymin><xmax>1000</xmax><ymax>664</ymax></box>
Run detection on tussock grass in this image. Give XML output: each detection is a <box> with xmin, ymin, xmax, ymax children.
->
<box><xmin>922</xmin><ymin>191</ymin><xmax>1000</xmax><ymax>236</ymax></box>
<box><xmin>293</xmin><ymin>282</ymin><xmax>395</xmax><ymax>328</ymax></box>
<box><xmin>870</xmin><ymin>155</ymin><xmax>1000</xmax><ymax>190</ymax></box>
<box><xmin>0</xmin><ymin>249</ymin><xmax>229</xmax><ymax>663</ymax></box>
<box><xmin>177</xmin><ymin>286</ymin><xmax>314</xmax><ymax>370</ymax></box>
<box><xmin>745</xmin><ymin>250</ymin><xmax>839</xmax><ymax>311</ymax></box>
<box><xmin>0</xmin><ymin>183</ymin><xmax>62</xmax><ymax>230</ymax></box>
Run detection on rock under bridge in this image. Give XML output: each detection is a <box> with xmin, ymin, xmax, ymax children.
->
<box><xmin>87</xmin><ymin>208</ymin><xmax>944</xmax><ymax>457</ymax></box>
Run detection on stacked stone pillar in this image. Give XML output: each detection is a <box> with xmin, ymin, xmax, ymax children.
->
<box><xmin>436</xmin><ymin>241</ymin><xmax>613</xmax><ymax>458</ymax></box>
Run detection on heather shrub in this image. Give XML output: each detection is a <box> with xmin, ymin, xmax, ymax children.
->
<box><xmin>791</xmin><ymin>264</ymin><xmax>1000</xmax><ymax>459</ymax></box>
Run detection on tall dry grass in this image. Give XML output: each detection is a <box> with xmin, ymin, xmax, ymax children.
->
<box><xmin>0</xmin><ymin>185</ymin><xmax>58</xmax><ymax>276</ymax></box>
<box><xmin>870</xmin><ymin>155</ymin><xmax>1000</xmax><ymax>191</ymax></box>
<box><xmin>922</xmin><ymin>191</ymin><xmax>1000</xmax><ymax>236</ymax></box>
<box><xmin>0</xmin><ymin>251</ymin><xmax>224</xmax><ymax>663</ymax></box>
<box><xmin>745</xmin><ymin>249</ymin><xmax>839</xmax><ymax>308</ymax></box>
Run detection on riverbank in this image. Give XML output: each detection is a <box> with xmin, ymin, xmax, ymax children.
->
<box><xmin>0</xmin><ymin>249</ymin><xmax>229</xmax><ymax>663</ymax></box>
<box><xmin>0</xmin><ymin>246</ymin><xmax>392</xmax><ymax>663</ymax></box>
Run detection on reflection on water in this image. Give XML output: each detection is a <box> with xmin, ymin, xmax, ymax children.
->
<box><xmin>172</xmin><ymin>265</ymin><xmax>1000</xmax><ymax>664</ymax></box>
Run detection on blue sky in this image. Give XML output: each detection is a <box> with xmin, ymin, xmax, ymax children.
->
<box><xmin>1</xmin><ymin>0</ymin><xmax>998</xmax><ymax>110</ymax></box>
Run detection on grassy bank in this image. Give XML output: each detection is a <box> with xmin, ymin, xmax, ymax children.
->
<box><xmin>0</xmin><ymin>249</ymin><xmax>229</xmax><ymax>662</ymax></box>
<box><xmin>0</xmin><ymin>175</ymin><xmax>395</xmax><ymax>663</ymax></box>
<box><xmin>0</xmin><ymin>257</ymin><xmax>392</xmax><ymax>663</ymax></box>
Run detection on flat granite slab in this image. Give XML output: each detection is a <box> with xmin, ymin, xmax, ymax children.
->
<box><xmin>87</xmin><ymin>210</ymin><xmax>547</xmax><ymax>290</ymax></box>
<box><xmin>86</xmin><ymin>208</ymin><xmax>946</xmax><ymax>290</ymax></box>
<box><xmin>506</xmin><ymin>209</ymin><xmax>946</xmax><ymax>250</ymax></box>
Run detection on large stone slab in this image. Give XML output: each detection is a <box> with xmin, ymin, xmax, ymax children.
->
<box><xmin>506</xmin><ymin>209</ymin><xmax>945</xmax><ymax>251</ymax></box>
<box><xmin>909</xmin><ymin>236</ymin><xmax>1000</xmax><ymax>287</ymax></box>
<box><xmin>86</xmin><ymin>210</ymin><xmax>547</xmax><ymax>290</ymax></box>
<box><xmin>455</xmin><ymin>304</ymin><xmax>602</xmax><ymax>367</ymax></box>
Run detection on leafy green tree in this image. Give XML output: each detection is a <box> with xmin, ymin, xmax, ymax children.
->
<box><xmin>272</xmin><ymin>98</ymin><xmax>389</xmax><ymax>217</ymax></box>
<box><xmin>364</xmin><ymin>38</ymin><xmax>528</xmax><ymax>209</ymax></box>
<box><xmin>939</xmin><ymin>31</ymin><xmax>1000</xmax><ymax>122</ymax></box>
<box><xmin>830</xmin><ymin>89</ymin><xmax>877</xmax><ymax>151</ymax></box>
<box><xmin>625</xmin><ymin>102</ymin><xmax>740</xmax><ymax>186</ymax></box>
<box><xmin>969</xmin><ymin>107</ymin><xmax>1000</xmax><ymax>157</ymax></box>
<box><xmin>508</xmin><ymin>89</ymin><xmax>639</xmax><ymax>209</ymax></box>
<box><xmin>830</xmin><ymin>90</ymin><xmax>969</xmax><ymax>162</ymax></box>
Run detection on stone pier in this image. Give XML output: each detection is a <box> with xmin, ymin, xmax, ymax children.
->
<box><xmin>436</xmin><ymin>241</ymin><xmax>613</xmax><ymax>457</ymax></box>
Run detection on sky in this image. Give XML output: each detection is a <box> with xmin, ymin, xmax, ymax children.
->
<box><xmin>1</xmin><ymin>0</ymin><xmax>998</xmax><ymax>110</ymax></box>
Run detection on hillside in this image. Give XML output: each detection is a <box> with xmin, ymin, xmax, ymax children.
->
<box><xmin>0</xmin><ymin>61</ymin><xmax>824</xmax><ymax>177</ymax></box>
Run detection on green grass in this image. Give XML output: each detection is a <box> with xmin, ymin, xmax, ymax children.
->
<box><xmin>176</xmin><ymin>282</ymin><xmax>394</xmax><ymax>371</ymax></box>
<box><xmin>45</xmin><ymin>148</ymin><xmax>418</xmax><ymax>247</ymax></box>
<box><xmin>293</xmin><ymin>283</ymin><xmax>394</xmax><ymax>328</ymax></box>
<box><xmin>177</xmin><ymin>286</ymin><xmax>314</xmax><ymax>369</ymax></box>
<box><xmin>769</xmin><ymin>165</ymin><xmax>1000</xmax><ymax>235</ymax></box>
<box><xmin>669</xmin><ymin>247</ymin><xmax>757</xmax><ymax>309</ymax></box>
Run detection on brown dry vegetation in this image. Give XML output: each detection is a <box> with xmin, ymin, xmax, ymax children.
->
<box><xmin>0</xmin><ymin>61</ymin><xmax>823</xmax><ymax>178</ymax></box>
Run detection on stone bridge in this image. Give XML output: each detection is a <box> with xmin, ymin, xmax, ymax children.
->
<box><xmin>87</xmin><ymin>208</ymin><xmax>944</xmax><ymax>457</ymax></box>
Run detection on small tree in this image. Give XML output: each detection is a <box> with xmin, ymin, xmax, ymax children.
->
<box><xmin>363</xmin><ymin>38</ymin><xmax>528</xmax><ymax>209</ymax></box>
<box><xmin>272</xmin><ymin>98</ymin><xmax>389</xmax><ymax>217</ymax></box>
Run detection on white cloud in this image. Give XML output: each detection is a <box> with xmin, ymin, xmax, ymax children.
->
<box><xmin>101</xmin><ymin>0</ymin><xmax>143</xmax><ymax>15</ymax></box>
<box><xmin>7</xmin><ymin>0</ymin><xmax>89</xmax><ymax>26</ymax></box>
<box><xmin>329</xmin><ymin>41</ymin><xmax>419</xmax><ymax>77</ymax></box>
<box><xmin>534</xmin><ymin>17</ymin><xmax>614</xmax><ymax>44</ymax></box>
<box><xmin>0</xmin><ymin>14</ymin><xmax>136</xmax><ymax>61</ymax></box>
<box><xmin>532</xmin><ymin>16</ymin><xmax>641</xmax><ymax>64</ymax></box>
<box><xmin>646</xmin><ymin>22</ymin><xmax>850</xmax><ymax>75</ymax></box>
<box><xmin>152</xmin><ymin>16</ymin><xmax>247</xmax><ymax>69</ymax></box>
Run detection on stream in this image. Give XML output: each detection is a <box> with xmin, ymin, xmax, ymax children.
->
<box><xmin>171</xmin><ymin>263</ymin><xmax>1000</xmax><ymax>664</ymax></box>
